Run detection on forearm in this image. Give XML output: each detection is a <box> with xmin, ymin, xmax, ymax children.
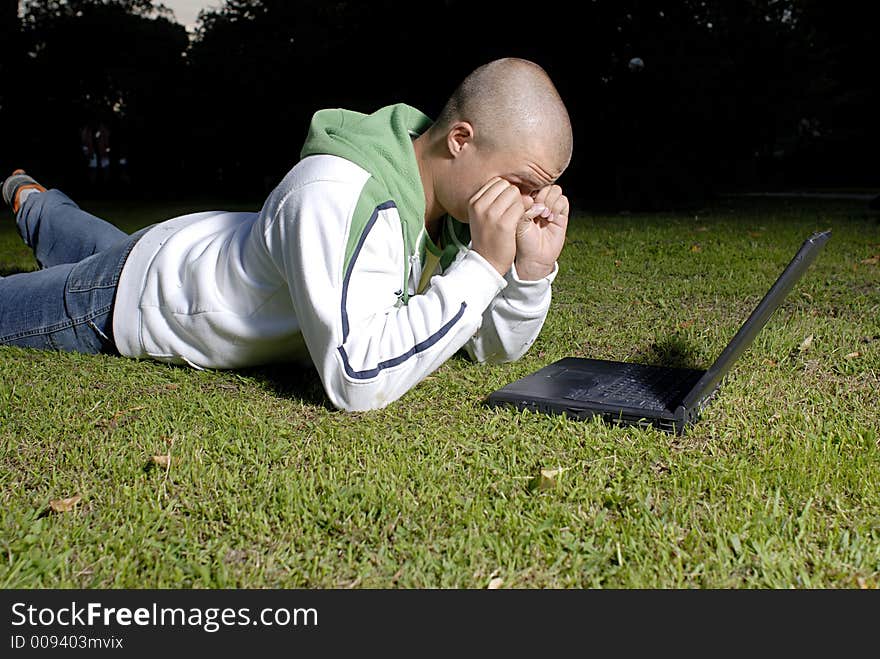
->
<box><xmin>295</xmin><ymin>248</ymin><xmax>507</xmax><ymax>411</ymax></box>
<box><xmin>465</xmin><ymin>261</ymin><xmax>557</xmax><ymax>363</ymax></box>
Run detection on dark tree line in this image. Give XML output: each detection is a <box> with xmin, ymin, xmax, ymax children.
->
<box><xmin>1</xmin><ymin>0</ymin><xmax>876</xmax><ymax>209</ymax></box>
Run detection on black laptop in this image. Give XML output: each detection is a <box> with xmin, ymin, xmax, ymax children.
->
<box><xmin>486</xmin><ymin>230</ymin><xmax>832</xmax><ymax>435</ymax></box>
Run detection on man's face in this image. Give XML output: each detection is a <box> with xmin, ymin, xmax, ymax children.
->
<box><xmin>445</xmin><ymin>136</ymin><xmax>563</xmax><ymax>222</ymax></box>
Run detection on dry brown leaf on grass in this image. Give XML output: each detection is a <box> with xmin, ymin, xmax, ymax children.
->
<box><xmin>487</xmin><ymin>577</ymin><xmax>504</xmax><ymax>590</ymax></box>
<box><xmin>528</xmin><ymin>467</ymin><xmax>566</xmax><ymax>492</ymax></box>
<box><xmin>49</xmin><ymin>494</ymin><xmax>82</xmax><ymax>513</ymax></box>
<box><xmin>690</xmin><ymin>243</ymin><xmax>702</xmax><ymax>253</ymax></box>
<box><xmin>152</xmin><ymin>455</ymin><xmax>171</xmax><ymax>468</ymax></box>
<box><xmin>149</xmin><ymin>436</ymin><xmax>175</xmax><ymax>470</ymax></box>
<box><xmin>799</xmin><ymin>334</ymin><xmax>814</xmax><ymax>352</ymax></box>
<box><xmin>860</xmin><ymin>255</ymin><xmax>879</xmax><ymax>265</ymax></box>
<box><xmin>845</xmin><ymin>351</ymin><xmax>861</xmax><ymax>359</ymax></box>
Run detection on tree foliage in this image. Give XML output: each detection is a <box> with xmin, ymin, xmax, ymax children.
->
<box><xmin>1</xmin><ymin>0</ymin><xmax>875</xmax><ymax>205</ymax></box>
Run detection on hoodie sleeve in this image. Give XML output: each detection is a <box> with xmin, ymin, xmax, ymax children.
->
<box><xmin>462</xmin><ymin>260</ymin><xmax>558</xmax><ymax>364</ymax></box>
<box><xmin>266</xmin><ymin>160</ymin><xmax>508</xmax><ymax>412</ymax></box>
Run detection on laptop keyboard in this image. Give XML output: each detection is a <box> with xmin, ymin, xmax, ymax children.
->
<box><xmin>565</xmin><ymin>366</ymin><xmax>682</xmax><ymax>409</ymax></box>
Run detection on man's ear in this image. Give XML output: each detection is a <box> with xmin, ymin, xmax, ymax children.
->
<box><xmin>446</xmin><ymin>121</ymin><xmax>475</xmax><ymax>158</ymax></box>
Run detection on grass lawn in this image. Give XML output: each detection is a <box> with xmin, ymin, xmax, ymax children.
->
<box><xmin>1</xmin><ymin>196</ymin><xmax>878</xmax><ymax>588</ymax></box>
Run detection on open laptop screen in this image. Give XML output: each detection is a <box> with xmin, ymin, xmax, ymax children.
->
<box><xmin>680</xmin><ymin>230</ymin><xmax>831</xmax><ymax>411</ymax></box>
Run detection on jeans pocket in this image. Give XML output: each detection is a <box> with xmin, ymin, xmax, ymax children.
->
<box><xmin>63</xmin><ymin>232</ymin><xmax>142</xmax><ymax>351</ymax></box>
<box><xmin>67</xmin><ymin>239</ymin><xmax>132</xmax><ymax>293</ymax></box>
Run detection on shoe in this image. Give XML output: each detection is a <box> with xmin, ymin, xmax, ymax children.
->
<box><xmin>2</xmin><ymin>169</ymin><xmax>47</xmax><ymax>213</ymax></box>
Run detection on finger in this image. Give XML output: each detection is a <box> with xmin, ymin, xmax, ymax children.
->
<box><xmin>524</xmin><ymin>203</ymin><xmax>547</xmax><ymax>219</ymax></box>
<box><xmin>550</xmin><ymin>208</ymin><xmax>569</xmax><ymax>230</ymax></box>
<box><xmin>548</xmin><ymin>195</ymin><xmax>569</xmax><ymax>222</ymax></box>
<box><xmin>542</xmin><ymin>186</ymin><xmax>564</xmax><ymax>215</ymax></box>
<box><xmin>546</xmin><ymin>206</ymin><xmax>569</xmax><ymax>232</ymax></box>
<box><xmin>533</xmin><ymin>185</ymin><xmax>550</xmax><ymax>206</ymax></box>
<box><xmin>533</xmin><ymin>183</ymin><xmax>562</xmax><ymax>206</ymax></box>
<box><xmin>534</xmin><ymin>189</ymin><xmax>567</xmax><ymax>222</ymax></box>
<box><xmin>494</xmin><ymin>184</ymin><xmax>525</xmax><ymax>216</ymax></box>
<box><xmin>502</xmin><ymin>197</ymin><xmax>529</xmax><ymax>228</ymax></box>
<box><xmin>469</xmin><ymin>177</ymin><xmax>508</xmax><ymax>205</ymax></box>
<box><xmin>472</xmin><ymin>180</ymin><xmax>516</xmax><ymax>215</ymax></box>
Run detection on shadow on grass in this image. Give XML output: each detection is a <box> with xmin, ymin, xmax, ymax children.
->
<box><xmin>238</xmin><ymin>363</ymin><xmax>335</xmax><ymax>410</ymax></box>
<box><xmin>631</xmin><ymin>334</ymin><xmax>704</xmax><ymax>369</ymax></box>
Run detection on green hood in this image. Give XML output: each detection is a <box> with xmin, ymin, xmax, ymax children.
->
<box><xmin>300</xmin><ymin>103</ymin><xmax>431</xmax><ymax>255</ymax></box>
<box><xmin>300</xmin><ymin>103</ymin><xmax>471</xmax><ymax>302</ymax></box>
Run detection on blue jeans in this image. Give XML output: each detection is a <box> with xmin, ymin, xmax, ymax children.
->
<box><xmin>0</xmin><ymin>190</ymin><xmax>147</xmax><ymax>354</ymax></box>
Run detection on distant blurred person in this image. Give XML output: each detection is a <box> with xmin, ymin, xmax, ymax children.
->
<box><xmin>80</xmin><ymin>120</ymin><xmax>112</xmax><ymax>186</ymax></box>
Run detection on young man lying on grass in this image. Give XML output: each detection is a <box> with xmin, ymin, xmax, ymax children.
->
<box><xmin>0</xmin><ymin>57</ymin><xmax>572</xmax><ymax>411</ymax></box>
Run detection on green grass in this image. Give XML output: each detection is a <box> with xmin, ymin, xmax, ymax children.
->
<box><xmin>1</xmin><ymin>196</ymin><xmax>878</xmax><ymax>588</ymax></box>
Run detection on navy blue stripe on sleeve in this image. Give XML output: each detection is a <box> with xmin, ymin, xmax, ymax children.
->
<box><xmin>337</xmin><ymin>301</ymin><xmax>467</xmax><ymax>380</ymax></box>
<box><xmin>338</xmin><ymin>199</ymin><xmax>469</xmax><ymax>379</ymax></box>
<box><xmin>340</xmin><ymin>200</ymin><xmax>397</xmax><ymax>343</ymax></box>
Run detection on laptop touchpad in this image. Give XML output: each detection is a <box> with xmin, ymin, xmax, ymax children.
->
<box><xmin>543</xmin><ymin>367</ymin><xmax>600</xmax><ymax>399</ymax></box>
<box><xmin>563</xmin><ymin>385</ymin><xmax>601</xmax><ymax>401</ymax></box>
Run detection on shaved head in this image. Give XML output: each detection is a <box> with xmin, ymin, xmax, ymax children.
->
<box><xmin>413</xmin><ymin>57</ymin><xmax>573</xmax><ymax>228</ymax></box>
<box><xmin>434</xmin><ymin>58</ymin><xmax>573</xmax><ymax>172</ymax></box>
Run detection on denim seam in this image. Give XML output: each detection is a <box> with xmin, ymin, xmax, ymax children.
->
<box><xmin>67</xmin><ymin>234</ymin><xmax>138</xmax><ymax>293</ymax></box>
<box><xmin>0</xmin><ymin>306</ymin><xmax>111</xmax><ymax>342</ymax></box>
<box><xmin>67</xmin><ymin>281</ymin><xmax>121</xmax><ymax>293</ymax></box>
<box><xmin>69</xmin><ymin>303</ymin><xmax>113</xmax><ymax>325</ymax></box>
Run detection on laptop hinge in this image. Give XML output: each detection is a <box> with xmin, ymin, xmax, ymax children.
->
<box><xmin>673</xmin><ymin>405</ymin><xmax>691</xmax><ymax>436</ymax></box>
